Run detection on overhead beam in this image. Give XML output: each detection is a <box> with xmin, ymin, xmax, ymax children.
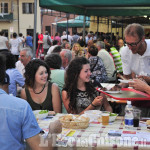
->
<box><xmin>86</xmin><ymin>7</ymin><xmax>150</xmax><ymax>10</ymax></box>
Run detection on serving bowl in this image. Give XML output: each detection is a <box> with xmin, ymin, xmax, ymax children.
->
<box><xmin>33</xmin><ymin>110</ymin><xmax>49</xmax><ymax>120</ymax></box>
<box><xmin>109</xmin><ymin>113</ymin><xmax>118</xmax><ymax>122</ymax></box>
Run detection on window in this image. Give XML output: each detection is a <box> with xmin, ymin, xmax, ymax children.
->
<box><xmin>22</xmin><ymin>3</ymin><xmax>34</xmax><ymax>14</ymax></box>
<box><xmin>1</xmin><ymin>3</ymin><xmax>8</xmax><ymax>13</ymax></box>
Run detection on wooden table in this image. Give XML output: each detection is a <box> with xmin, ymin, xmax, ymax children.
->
<box><xmin>38</xmin><ymin>114</ymin><xmax>150</xmax><ymax>150</ymax></box>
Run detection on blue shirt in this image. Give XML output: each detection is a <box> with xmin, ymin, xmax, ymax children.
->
<box><xmin>0</xmin><ymin>89</ymin><xmax>41</xmax><ymax>150</ymax></box>
<box><xmin>6</xmin><ymin>68</ymin><xmax>25</xmax><ymax>96</ymax></box>
<box><xmin>26</xmin><ymin>36</ymin><xmax>33</xmax><ymax>47</ymax></box>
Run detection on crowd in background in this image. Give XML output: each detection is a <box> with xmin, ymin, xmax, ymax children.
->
<box><xmin>1</xmin><ymin>23</ymin><xmax>150</xmax><ymax>116</ymax></box>
<box><xmin>1</xmin><ymin>23</ymin><xmax>150</xmax><ymax>149</ymax></box>
<box><xmin>0</xmin><ymin>28</ymin><xmax>125</xmax><ymax>114</ymax></box>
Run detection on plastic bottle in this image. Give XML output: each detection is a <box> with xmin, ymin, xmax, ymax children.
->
<box><xmin>124</xmin><ymin>101</ymin><xmax>133</xmax><ymax>128</ymax></box>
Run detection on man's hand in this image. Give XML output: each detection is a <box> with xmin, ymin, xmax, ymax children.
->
<box><xmin>129</xmin><ymin>79</ymin><xmax>148</xmax><ymax>92</ymax></box>
<box><xmin>137</xmin><ymin>75</ymin><xmax>150</xmax><ymax>84</ymax></box>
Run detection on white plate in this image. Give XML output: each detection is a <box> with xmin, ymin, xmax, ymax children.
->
<box><xmin>104</xmin><ymin>91</ymin><xmax>122</xmax><ymax>94</ymax></box>
<box><xmin>118</xmin><ymin>79</ymin><xmax>133</xmax><ymax>83</ymax></box>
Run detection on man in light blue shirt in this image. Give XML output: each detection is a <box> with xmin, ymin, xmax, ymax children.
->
<box><xmin>0</xmin><ymin>54</ymin><xmax>46</xmax><ymax>150</ymax></box>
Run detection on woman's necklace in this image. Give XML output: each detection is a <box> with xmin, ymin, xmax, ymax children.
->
<box><xmin>33</xmin><ymin>84</ymin><xmax>46</xmax><ymax>94</ymax></box>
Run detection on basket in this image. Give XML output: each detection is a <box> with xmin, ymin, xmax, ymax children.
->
<box><xmin>59</xmin><ymin>116</ymin><xmax>89</xmax><ymax>129</ymax></box>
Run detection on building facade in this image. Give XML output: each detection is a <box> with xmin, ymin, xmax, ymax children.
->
<box><xmin>0</xmin><ymin>0</ymin><xmax>41</xmax><ymax>39</ymax></box>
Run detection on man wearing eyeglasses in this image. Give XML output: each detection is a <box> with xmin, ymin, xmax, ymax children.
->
<box><xmin>121</xmin><ymin>23</ymin><xmax>150</xmax><ymax>80</ymax></box>
<box><xmin>121</xmin><ymin>23</ymin><xmax>150</xmax><ymax>117</ymax></box>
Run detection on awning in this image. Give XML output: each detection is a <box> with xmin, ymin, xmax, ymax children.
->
<box><xmin>54</xmin><ymin>16</ymin><xmax>90</xmax><ymax>28</ymax></box>
<box><xmin>39</xmin><ymin>0</ymin><xmax>150</xmax><ymax>16</ymax></box>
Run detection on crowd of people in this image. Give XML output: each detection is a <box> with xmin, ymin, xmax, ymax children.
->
<box><xmin>1</xmin><ymin>23</ymin><xmax>150</xmax><ymax>149</ymax></box>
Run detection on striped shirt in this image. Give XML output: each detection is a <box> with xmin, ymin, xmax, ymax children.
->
<box><xmin>110</xmin><ymin>47</ymin><xmax>123</xmax><ymax>73</ymax></box>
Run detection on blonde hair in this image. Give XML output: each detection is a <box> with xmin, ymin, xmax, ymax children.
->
<box><xmin>72</xmin><ymin>43</ymin><xmax>85</xmax><ymax>57</ymax></box>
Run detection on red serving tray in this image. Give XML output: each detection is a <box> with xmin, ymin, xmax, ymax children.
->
<box><xmin>96</xmin><ymin>88</ymin><xmax>150</xmax><ymax>101</ymax></box>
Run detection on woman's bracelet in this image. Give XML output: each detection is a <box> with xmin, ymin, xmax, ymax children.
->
<box><xmin>91</xmin><ymin>102</ymin><xmax>97</xmax><ymax>107</ymax></box>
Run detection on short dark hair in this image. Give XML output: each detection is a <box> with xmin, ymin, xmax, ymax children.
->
<box><xmin>45</xmin><ymin>53</ymin><xmax>62</xmax><ymax>69</ymax></box>
<box><xmin>24</xmin><ymin>59</ymin><xmax>50</xmax><ymax>88</ymax></box>
<box><xmin>19</xmin><ymin>33</ymin><xmax>23</xmax><ymax>37</ymax></box>
<box><xmin>53</xmin><ymin>40</ymin><xmax>58</xmax><ymax>45</ymax></box>
<box><xmin>3</xmin><ymin>52</ymin><xmax>16</xmax><ymax>69</ymax></box>
<box><xmin>13</xmin><ymin>32</ymin><xmax>17</xmax><ymax>38</ymax></box>
<box><xmin>88</xmin><ymin>45</ymin><xmax>98</xmax><ymax>56</ymax></box>
<box><xmin>0</xmin><ymin>54</ymin><xmax>6</xmax><ymax>85</ymax></box>
<box><xmin>105</xmin><ymin>43</ymin><xmax>111</xmax><ymax>52</ymax></box>
<box><xmin>0</xmin><ymin>31</ymin><xmax>4</xmax><ymax>36</ymax></box>
<box><xmin>62</xmin><ymin>39</ymin><xmax>69</xmax><ymax>42</ymax></box>
<box><xmin>55</xmin><ymin>32</ymin><xmax>58</xmax><ymax>36</ymax></box>
<box><xmin>52</xmin><ymin>46</ymin><xmax>62</xmax><ymax>53</ymax></box>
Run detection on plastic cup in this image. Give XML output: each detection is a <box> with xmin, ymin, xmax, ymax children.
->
<box><xmin>133</xmin><ymin>109</ymin><xmax>141</xmax><ymax>127</ymax></box>
<box><xmin>102</xmin><ymin>113</ymin><xmax>109</xmax><ymax>125</ymax></box>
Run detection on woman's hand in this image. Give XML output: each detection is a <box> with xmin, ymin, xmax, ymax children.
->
<box><xmin>92</xmin><ymin>96</ymin><xmax>103</xmax><ymax>106</ymax></box>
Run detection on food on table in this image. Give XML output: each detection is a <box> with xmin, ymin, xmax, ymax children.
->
<box><xmin>60</xmin><ymin>114</ymin><xmax>88</xmax><ymax>122</ymax></box>
<box><xmin>146</xmin><ymin>120</ymin><xmax>150</xmax><ymax>125</ymax></box>
<box><xmin>110</xmin><ymin>112</ymin><xmax>117</xmax><ymax>116</ymax></box>
<box><xmin>59</xmin><ymin>114</ymin><xmax>89</xmax><ymax>129</ymax></box>
<box><xmin>33</xmin><ymin>110</ymin><xmax>49</xmax><ymax>120</ymax></box>
<box><xmin>39</xmin><ymin>110</ymin><xmax>49</xmax><ymax>114</ymax></box>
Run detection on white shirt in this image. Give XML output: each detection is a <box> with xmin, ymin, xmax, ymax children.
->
<box><xmin>61</xmin><ymin>35</ymin><xmax>73</xmax><ymax>45</ymax></box>
<box><xmin>119</xmin><ymin>46</ymin><xmax>125</xmax><ymax>57</ymax></box>
<box><xmin>47</xmin><ymin>45</ymin><xmax>58</xmax><ymax>55</ymax></box>
<box><xmin>17</xmin><ymin>37</ymin><xmax>24</xmax><ymax>51</ymax></box>
<box><xmin>15</xmin><ymin>60</ymin><xmax>25</xmax><ymax>77</ymax></box>
<box><xmin>0</xmin><ymin>36</ymin><xmax>8</xmax><ymax>50</ymax></box>
<box><xmin>121</xmin><ymin>39</ymin><xmax>150</xmax><ymax>76</ymax></box>
<box><xmin>97</xmin><ymin>49</ymin><xmax>116</xmax><ymax>78</ymax></box>
<box><xmin>43</xmin><ymin>35</ymin><xmax>52</xmax><ymax>49</ymax></box>
<box><xmin>10</xmin><ymin>38</ymin><xmax>20</xmax><ymax>55</ymax></box>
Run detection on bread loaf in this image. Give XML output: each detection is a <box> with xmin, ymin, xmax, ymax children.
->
<box><xmin>146</xmin><ymin>120</ymin><xmax>150</xmax><ymax>125</ymax></box>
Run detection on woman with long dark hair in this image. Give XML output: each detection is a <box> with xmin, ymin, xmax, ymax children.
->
<box><xmin>62</xmin><ymin>57</ymin><xmax>112</xmax><ymax>114</ymax></box>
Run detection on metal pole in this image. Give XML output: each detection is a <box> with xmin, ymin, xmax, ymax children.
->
<box><xmin>56</xmin><ymin>23</ymin><xmax>57</xmax><ymax>33</ymax></box>
<box><xmin>33</xmin><ymin>0</ymin><xmax>37</xmax><ymax>58</ymax></box>
<box><xmin>122</xmin><ymin>22</ymin><xmax>124</xmax><ymax>39</ymax></box>
<box><xmin>41</xmin><ymin>8</ymin><xmax>43</xmax><ymax>33</ymax></box>
<box><xmin>66</xmin><ymin>13</ymin><xmax>69</xmax><ymax>40</ymax></box>
<box><xmin>107</xmin><ymin>19</ymin><xmax>109</xmax><ymax>33</ymax></box>
<box><xmin>111</xmin><ymin>19</ymin><xmax>112</xmax><ymax>43</ymax></box>
<box><xmin>83</xmin><ymin>15</ymin><xmax>86</xmax><ymax>42</ymax></box>
<box><xmin>116</xmin><ymin>21</ymin><xmax>117</xmax><ymax>34</ymax></box>
<box><xmin>97</xmin><ymin>16</ymin><xmax>99</xmax><ymax>38</ymax></box>
<box><xmin>17</xmin><ymin>0</ymin><xmax>19</xmax><ymax>34</ymax></box>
